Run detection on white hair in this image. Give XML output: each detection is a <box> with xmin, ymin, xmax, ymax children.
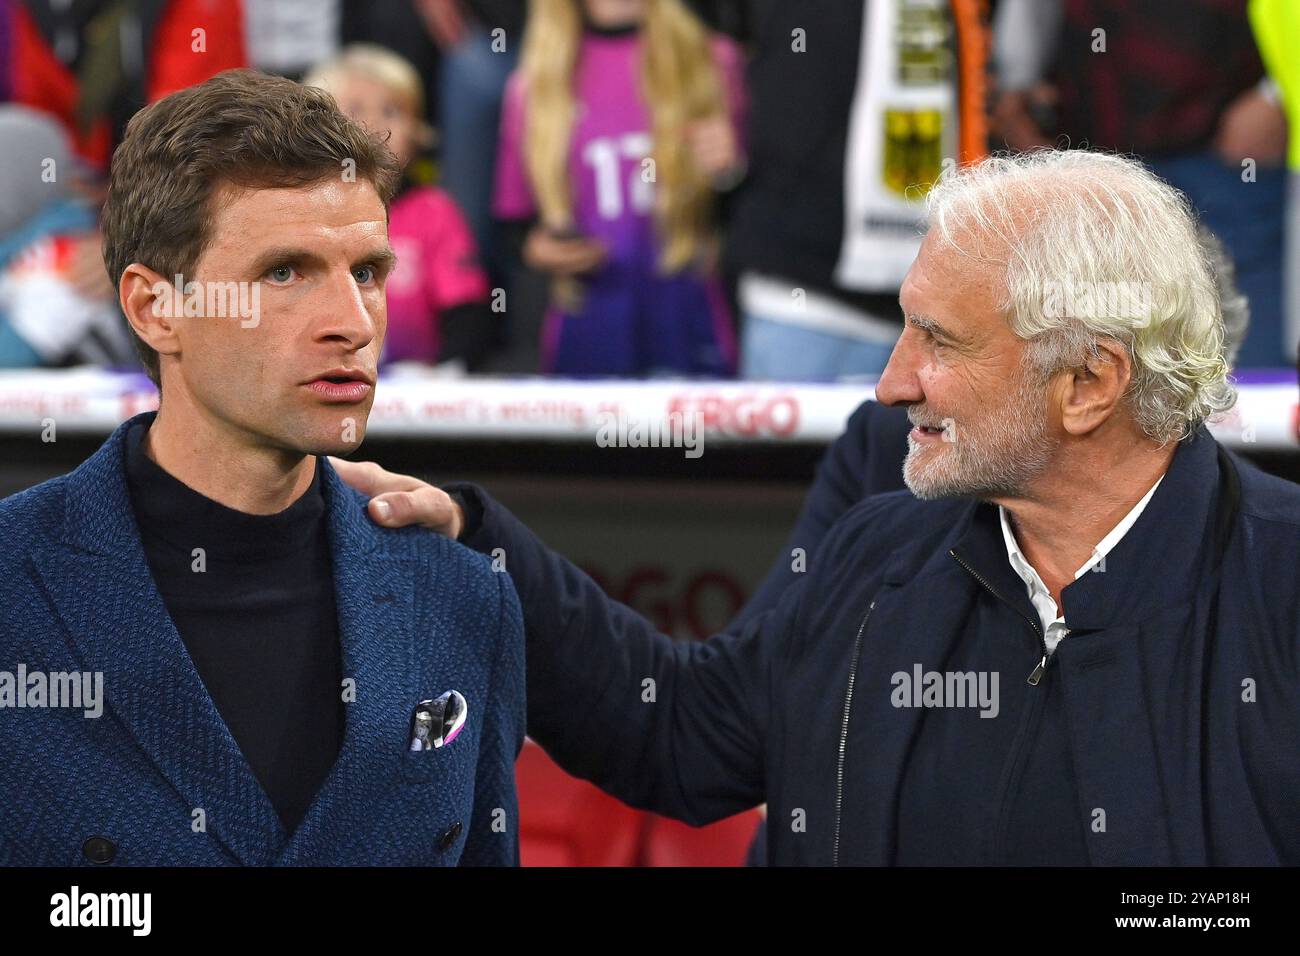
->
<box><xmin>924</xmin><ymin>150</ymin><xmax>1236</xmax><ymax>443</ymax></box>
<box><xmin>1198</xmin><ymin>226</ymin><xmax>1249</xmax><ymax>368</ymax></box>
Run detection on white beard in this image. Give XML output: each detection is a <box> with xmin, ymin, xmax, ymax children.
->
<box><xmin>903</xmin><ymin>372</ymin><xmax>1057</xmax><ymax>500</ymax></box>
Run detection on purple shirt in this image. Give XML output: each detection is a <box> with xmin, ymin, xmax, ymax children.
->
<box><xmin>493</xmin><ymin>28</ymin><xmax>746</xmax><ymax>376</ymax></box>
<box><xmin>495</xmin><ymin>31</ymin><xmax>745</xmax><ymax>258</ymax></box>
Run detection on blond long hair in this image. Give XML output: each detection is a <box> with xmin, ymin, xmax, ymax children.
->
<box><xmin>519</xmin><ymin>0</ymin><xmax>730</xmax><ymax>276</ymax></box>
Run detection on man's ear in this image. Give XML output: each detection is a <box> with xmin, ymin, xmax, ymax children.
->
<box><xmin>120</xmin><ymin>263</ymin><xmax>183</xmax><ymax>361</ymax></box>
<box><xmin>1059</xmin><ymin>338</ymin><xmax>1132</xmax><ymax>437</ymax></box>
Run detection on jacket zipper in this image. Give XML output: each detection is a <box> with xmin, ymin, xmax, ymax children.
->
<box><xmin>951</xmin><ymin>550</ymin><xmax>1063</xmax><ymax>864</ymax></box>
<box><xmin>949</xmin><ymin>549</ymin><xmax>1049</xmax><ymax>685</ymax></box>
<box><xmin>832</xmin><ymin>598</ymin><xmax>875</xmax><ymax>867</ymax></box>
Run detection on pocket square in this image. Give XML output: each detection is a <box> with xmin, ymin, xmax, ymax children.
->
<box><xmin>409</xmin><ymin>690</ymin><xmax>468</xmax><ymax>751</ymax></box>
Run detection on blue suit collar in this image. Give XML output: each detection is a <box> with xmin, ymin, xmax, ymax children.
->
<box><xmin>42</xmin><ymin>412</ymin><xmax>416</xmax><ymax>864</ymax></box>
<box><xmin>58</xmin><ymin>411</ymin><xmax>381</xmax><ymax>558</ymax></box>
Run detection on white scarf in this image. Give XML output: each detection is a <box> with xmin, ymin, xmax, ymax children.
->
<box><xmin>835</xmin><ymin>0</ymin><xmax>959</xmax><ymax>292</ymax></box>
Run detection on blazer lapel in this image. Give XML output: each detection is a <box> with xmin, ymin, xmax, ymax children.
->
<box><xmin>37</xmin><ymin>414</ymin><xmax>285</xmax><ymax>865</ymax></box>
<box><xmin>277</xmin><ymin>460</ymin><xmax>417</xmax><ymax>865</ymax></box>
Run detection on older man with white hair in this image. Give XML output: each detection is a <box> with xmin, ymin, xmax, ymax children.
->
<box><xmin>339</xmin><ymin>151</ymin><xmax>1300</xmax><ymax>865</ymax></box>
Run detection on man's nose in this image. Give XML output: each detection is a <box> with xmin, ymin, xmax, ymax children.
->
<box><xmin>874</xmin><ymin>333</ymin><xmax>922</xmax><ymax>407</ymax></box>
<box><xmin>314</xmin><ymin>271</ymin><xmax>378</xmax><ymax>349</ymax></box>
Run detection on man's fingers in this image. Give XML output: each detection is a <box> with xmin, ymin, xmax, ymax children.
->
<box><xmin>367</xmin><ymin>488</ymin><xmax>463</xmax><ymax>538</ymax></box>
<box><xmin>328</xmin><ymin>456</ymin><xmax>425</xmax><ymax>495</ymax></box>
<box><xmin>368</xmin><ymin>491</ymin><xmax>416</xmax><ymax>526</ymax></box>
<box><xmin>327</xmin><ymin>456</ymin><xmax>378</xmax><ymax>494</ymax></box>
<box><xmin>329</xmin><ymin>460</ymin><xmax>463</xmax><ymax>536</ymax></box>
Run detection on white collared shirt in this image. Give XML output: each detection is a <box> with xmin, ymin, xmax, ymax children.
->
<box><xmin>998</xmin><ymin>475</ymin><xmax>1165</xmax><ymax>656</ymax></box>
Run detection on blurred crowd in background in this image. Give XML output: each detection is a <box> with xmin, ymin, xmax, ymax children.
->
<box><xmin>0</xmin><ymin>0</ymin><xmax>1296</xmax><ymax>381</ymax></box>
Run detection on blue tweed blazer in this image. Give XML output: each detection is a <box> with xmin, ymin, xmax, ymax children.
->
<box><xmin>0</xmin><ymin>412</ymin><xmax>525</xmax><ymax>866</ymax></box>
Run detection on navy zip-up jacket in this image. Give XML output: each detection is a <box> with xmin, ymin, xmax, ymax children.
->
<box><xmin>731</xmin><ymin>400</ymin><xmax>912</xmax><ymax>634</ymax></box>
<box><xmin>450</xmin><ymin>418</ymin><xmax>1300</xmax><ymax>865</ymax></box>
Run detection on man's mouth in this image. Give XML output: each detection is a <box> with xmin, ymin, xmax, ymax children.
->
<box><xmin>909</xmin><ymin>419</ymin><xmax>950</xmax><ymax>442</ymax></box>
<box><xmin>303</xmin><ymin>368</ymin><xmax>374</xmax><ymax>403</ymax></box>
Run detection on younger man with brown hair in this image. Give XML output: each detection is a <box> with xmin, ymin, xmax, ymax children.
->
<box><xmin>0</xmin><ymin>69</ymin><xmax>524</xmax><ymax>867</ymax></box>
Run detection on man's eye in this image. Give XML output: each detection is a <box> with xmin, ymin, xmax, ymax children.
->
<box><xmin>354</xmin><ymin>265</ymin><xmax>375</xmax><ymax>284</ymax></box>
<box><xmin>266</xmin><ymin>265</ymin><xmax>295</xmax><ymax>283</ymax></box>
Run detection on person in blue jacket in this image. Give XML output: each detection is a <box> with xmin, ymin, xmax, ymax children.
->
<box><xmin>0</xmin><ymin>70</ymin><xmax>525</xmax><ymax>866</ymax></box>
<box><xmin>344</xmin><ymin>150</ymin><xmax>1300</xmax><ymax>865</ymax></box>
<box><xmin>0</xmin><ymin>105</ymin><xmax>138</xmax><ymax>369</ymax></box>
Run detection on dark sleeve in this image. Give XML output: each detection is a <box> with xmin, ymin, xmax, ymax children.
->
<box><xmin>438</xmin><ymin>301</ymin><xmax>495</xmax><ymax>371</ymax></box>
<box><xmin>444</xmin><ymin>481</ymin><xmax>795</xmax><ymax>826</ymax></box>
<box><xmin>458</xmin><ymin>570</ymin><xmax>526</xmax><ymax>866</ymax></box>
<box><xmin>496</xmin><ymin>215</ymin><xmax>537</xmax><ymax>267</ymax></box>
<box><xmin>728</xmin><ymin>400</ymin><xmax>880</xmax><ymax>632</ymax></box>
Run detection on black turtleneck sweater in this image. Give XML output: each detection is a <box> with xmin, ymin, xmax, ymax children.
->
<box><xmin>123</xmin><ymin>419</ymin><xmax>344</xmax><ymax>835</ymax></box>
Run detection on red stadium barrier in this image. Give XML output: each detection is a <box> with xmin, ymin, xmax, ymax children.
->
<box><xmin>516</xmin><ymin>740</ymin><xmax>763</xmax><ymax>867</ymax></box>
<box><xmin>516</xmin><ymin>741</ymin><xmax>645</xmax><ymax>867</ymax></box>
<box><xmin>639</xmin><ymin>809</ymin><xmax>764</xmax><ymax>867</ymax></box>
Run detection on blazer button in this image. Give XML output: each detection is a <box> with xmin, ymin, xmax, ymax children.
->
<box><xmin>83</xmin><ymin>836</ymin><xmax>116</xmax><ymax>864</ymax></box>
<box><xmin>438</xmin><ymin>822</ymin><xmax>463</xmax><ymax>852</ymax></box>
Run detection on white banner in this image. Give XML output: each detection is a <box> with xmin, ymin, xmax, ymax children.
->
<box><xmin>0</xmin><ymin>369</ymin><xmax>1293</xmax><ymax>449</ymax></box>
